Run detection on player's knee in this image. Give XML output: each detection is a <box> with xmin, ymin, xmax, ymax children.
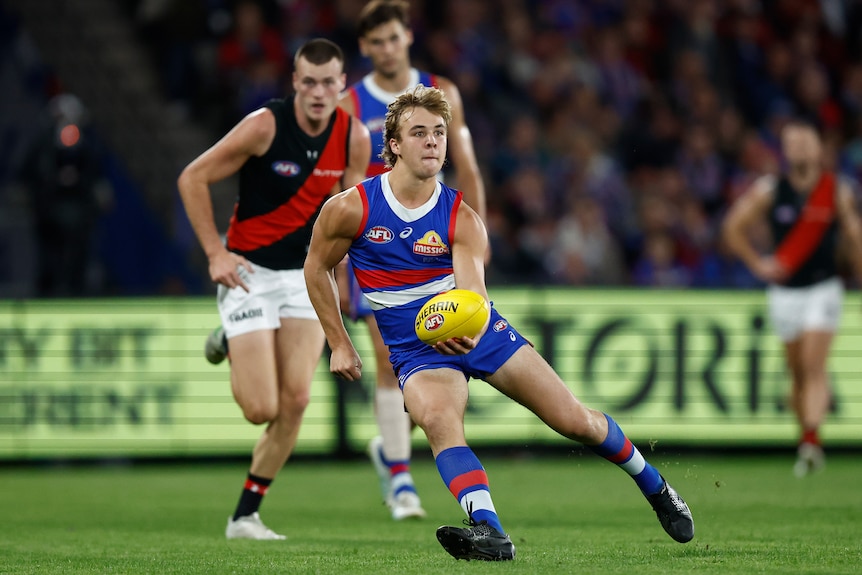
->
<box><xmin>242</xmin><ymin>402</ymin><xmax>278</xmax><ymax>425</ymax></box>
<box><xmin>560</xmin><ymin>409</ymin><xmax>606</xmax><ymax>444</ymax></box>
<box><xmin>412</xmin><ymin>408</ymin><xmax>458</xmax><ymax>435</ymax></box>
<box><xmin>278</xmin><ymin>389</ymin><xmax>311</xmax><ymax>416</ymax></box>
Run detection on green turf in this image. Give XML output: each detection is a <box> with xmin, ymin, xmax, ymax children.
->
<box><xmin>1</xmin><ymin>453</ymin><xmax>859</xmax><ymax>574</ymax></box>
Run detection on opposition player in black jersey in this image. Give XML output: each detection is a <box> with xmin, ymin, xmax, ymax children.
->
<box><xmin>178</xmin><ymin>38</ymin><xmax>370</xmax><ymax>539</ymax></box>
<box><xmin>723</xmin><ymin>120</ymin><xmax>862</xmax><ymax>476</ymax></box>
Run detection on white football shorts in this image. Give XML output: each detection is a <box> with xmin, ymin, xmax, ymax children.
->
<box><xmin>767</xmin><ymin>276</ymin><xmax>844</xmax><ymax>342</ymax></box>
<box><xmin>217</xmin><ymin>265</ymin><xmax>318</xmax><ymax>338</ymax></box>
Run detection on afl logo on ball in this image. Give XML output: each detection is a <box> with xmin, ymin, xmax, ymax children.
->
<box><xmin>493</xmin><ymin>319</ymin><xmax>508</xmax><ymax>332</ymax></box>
<box><xmin>424</xmin><ymin>313</ymin><xmax>445</xmax><ymax>331</ymax></box>
<box><xmin>365</xmin><ymin>226</ymin><xmax>394</xmax><ymax>243</ymax></box>
<box><xmin>272</xmin><ymin>161</ymin><xmax>301</xmax><ymax>177</ymax></box>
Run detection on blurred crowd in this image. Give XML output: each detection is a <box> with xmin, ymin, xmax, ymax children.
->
<box><xmin>131</xmin><ymin>0</ymin><xmax>862</xmax><ymax>288</ymax></box>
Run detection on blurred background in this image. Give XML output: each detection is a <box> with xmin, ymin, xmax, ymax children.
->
<box><xmin>1</xmin><ymin>0</ymin><xmax>861</xmax><ymax>461</ymax></box>
<box><xmin>6</xmin><ymin>0</ymin><xmax>862</xmax><ymax>297</ymax></box>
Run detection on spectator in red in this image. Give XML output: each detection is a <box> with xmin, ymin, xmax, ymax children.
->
<box><xmin>217</xmin><ymin>0</ymin><xmax>287</xmax><ymax>125</ymax></box>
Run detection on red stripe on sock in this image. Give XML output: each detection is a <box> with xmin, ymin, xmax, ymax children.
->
<box><xmin>448</xmin><ymin>469</ymin><xmax>488</xmax><ymax>499</ymax></box>
<box><xmin>390</xmin><ymin>463</ymin><xmax>409</xmax><ymax>476</ymax></box>
<box><xmin>607</xmin><ymin>438</ymin><xmax>634</xmax><ymax>464</ymax></box>
<box><xmin>801</xmin><ymin>429</ymin><xmax>820</xmax><ymax>446</ymax></box>
<box><xmin>244</xmin><ymin>479</ymin><xmax>269</xmax><ymax>496</ymax></box>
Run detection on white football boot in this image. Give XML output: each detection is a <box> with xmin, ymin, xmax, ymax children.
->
<box><xmin>225</xmin><ymin>512</ymin><xmax>286</xmax><ymax>540</ymax></box>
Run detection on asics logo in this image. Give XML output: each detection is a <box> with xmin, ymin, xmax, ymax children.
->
<box><xmin>400</xmin><ymin>227</ymin><xmax>413</xmax><ymax>238</ymax></box>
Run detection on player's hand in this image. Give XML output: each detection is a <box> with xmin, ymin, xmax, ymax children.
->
<box><xmin>330</xmin><ymin>345</ymin><xmax>362</xmax><ymax>381</ymax></box>
<box><xmin>209</xmin><ymin>250</ymin><xmax>253</xmax><ymax>292</ymax></box>
<box><xmin>432</xmin><ymin>335</ymin><xmax>479</xmax><ymax>356</ymax></box>
<box><xmin>752</xmin><ymin>256</ymin><xmax>788</xmax><ymax>283</ymax></box>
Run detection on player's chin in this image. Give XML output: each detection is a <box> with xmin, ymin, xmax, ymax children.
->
<box><xmin>308</xmin><ymin>104</ymin><xmax>332</xmax><ymax>118</ymax></box>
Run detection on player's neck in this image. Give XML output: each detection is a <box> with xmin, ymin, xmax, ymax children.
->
<box><xmin>372</xmin><ymin>67</ymin><xmax>413</xmax><ymax>95</ymax></box>
<box><xmin>387</xmin><ymin>167</ymin><xmax>437</xmax><ymax>208</ymax></box>
<box><xmin>787</xmin><ymin>165</ymin><xmax>822</xmax><ymax>195</ymax></box>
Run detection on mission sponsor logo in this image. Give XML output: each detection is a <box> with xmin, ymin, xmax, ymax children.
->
<box><xmin>272</xmin><ymin>161</ymin><xmax>301</xmax><ymax>177</ymax></box>
<box><xmin>413</xmin><ymin>231</ymin><xmax>449</xmax><ymax>256</ymax></box>
<box><xmin>229</xmin><ymin>308</ymin><xmax>263</xmax><ymax>323</ymax></box>
<box><xmin>365</xmin><ymin>226</ymin><xmax>394</xmax><ymax>243</ymax></box>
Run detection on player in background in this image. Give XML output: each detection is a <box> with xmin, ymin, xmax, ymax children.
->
<box><xmin>337</xmin><ymin>0</ymin><xmax>487</xmax><ymax>521</ymax></box>
<box><xmin>723</xmin><ymin>120</ymin><xmax>862</xmax><ymax>477</ymax></box>
<box><xmin>304</xmin><ymin>85</ymin><xmax>693</xmax><ymax>561</ymax></box>
<box><xmin>179</xmin><ymin>39</ymin><xmax>370</xmax><ymax>539</ymax></box>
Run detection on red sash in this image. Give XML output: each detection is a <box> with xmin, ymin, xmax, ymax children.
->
<box><xmin>774</xmin><ymin>172</ymin><xmax>836</xmax><ymax>275</ymax></box>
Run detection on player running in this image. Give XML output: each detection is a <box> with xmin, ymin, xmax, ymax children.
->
<box><xmin>337</xmin><ymin>0</ymin><xmax>487</xmax><ymax>521</ymax></box>
<box><xmin>723</xmin><ymin>120</ymin><xmax>862</xmax><ymax>477</ymax></box>
<box><xmin>179</xmin><ymin>39</ymin><xmax>370</xmax><ymax>539</ymax></box>
<box><xmin>304</xmin><ymin>85</ymin><xmax>694</xmax><ymax>560</ymax></box>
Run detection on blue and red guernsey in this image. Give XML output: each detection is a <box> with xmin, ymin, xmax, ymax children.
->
<box><xmin>348</xmin><ymin>172</ymin><xmax>461</xmax><ymax>351</ymax></box>
<box><xmin>345</xmin><ymin>69</ymin><xmax>439</xmax><ymax>177</ymax></box>
<box><xmin>226</xmin><ymin>97</ymin><xmax>352</xmax><ymax>270</ymax></box>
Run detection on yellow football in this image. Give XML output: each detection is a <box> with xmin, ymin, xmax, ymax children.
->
<box><xmin>414</xmin><ymin>289</ymin><xmax>490</xmax><ymax>345</ymax></box>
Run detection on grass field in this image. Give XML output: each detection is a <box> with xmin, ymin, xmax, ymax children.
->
<box><xmin>1</xmin><ymin>452</ymin><xmax>860</xmax><ymax>575</ymax></box>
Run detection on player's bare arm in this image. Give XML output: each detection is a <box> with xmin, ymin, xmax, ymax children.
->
<box><xmin>836</xmin><ymin>181</ymin><xmax>862</xmax><ymax>286</ymax></box>
<box><xmin>304</xmin><ymin>188</ymin><xmax>366</xmax><ymax>380</ymax></box>
<box><xmin>337</xmin><ymin>116</ymin><xmax>372</xmax><ymax>192</ymax></box>
<box><xmin>723</xmin><ymin>175</ymin><xmax>786</xmax><ymax>283</ymax></box>
<box><xmin>436</xmin><ymin>77</ymin><xmax>486</xmax><ymax>222</ymax></box>
<box><xmin>178</xmin><ymin>108</ymin><xmax>276</xmax><ymax>291</ymax></box>
<box><xmin>432</xmin><ymin>201</ymin><xmax>489</xmax><ymax>356</ymax></box>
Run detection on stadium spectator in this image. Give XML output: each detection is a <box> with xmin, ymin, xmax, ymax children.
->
<box><xmin>16</xmin><ymin>93</ymin><xmax>113</xmax><ymax>297</ymax></box>
<box><xmin>548</xmin><ymin>194</ymin><xmax>626</xmax><ymax>285</ymax></box>
<box><xmin>79</xmin><ymin>1</ymin><xmax>862</xmax><ymax>291</ymax></box>
<box><xmin>217</xmin><ymin>0</ymin><xmax>287</xmax><ymax>127</ymax></box>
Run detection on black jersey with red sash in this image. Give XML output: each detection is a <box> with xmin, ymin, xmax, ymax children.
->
<box><xmin>770</xmin><ymin>172</ymin><xmax>838</xmax><ymax>287</ymax></box>
<box><xmin>226</xmin><ymin>97</ymin><xmax>351</xmax><ymax>269</ymax></box>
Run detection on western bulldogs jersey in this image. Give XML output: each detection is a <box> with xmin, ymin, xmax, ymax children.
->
<box><xmin>348</xmin><ymin>172</ymin><xmax>461</xmax><ymax>352</ymax></box>
<box><xmin>226</xmin><ymin>97</ymin><xmax>352</xmax><ymax>270</ymax></box>
<box><xmin>345</xmin><ymin>69</ymin><xmax>438</xmax><ymax>176</ymax></box>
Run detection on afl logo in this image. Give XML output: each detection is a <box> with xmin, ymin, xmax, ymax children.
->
<box><xmin>775</xmin><ymin>205</ymin><xmax>796</xmax><ymax>224</ymax></box>
<box><xmin>365</xmin><ymin>226</ymin><xmax>394</xmax><ymax>243</ymax></box>
<box><xmin>272</xmin><ymin>161</ymin><xmax>301</xmax><ymax>177</ymax></box>
<box><xmin>493</xmin><ymin>319</ymin><xmax>508</xmax><ymax>332</ymax></box>
<box><xmin>424</xmin><ymin>313</ymin><xmax>445</xmax><ymax>331</ymax></box>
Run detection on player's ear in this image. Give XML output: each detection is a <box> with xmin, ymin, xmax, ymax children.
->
<box><xmin>358</xmin><ymin>36</ymin><xmax>369</xmax><ymax>58</ymax></box>
<box><xmin>405</xmin><ymin>28</ymin><xmax>414</xmax><ymax>49</ymax></box>
<box><xmin>389</xmin><ymin>138</ymin><xmax>400</xmax><ymax>156</ymax></box>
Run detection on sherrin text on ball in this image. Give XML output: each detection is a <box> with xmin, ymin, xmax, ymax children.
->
<box><xmin>414</xmin><ymin>289</ymin><xmax>490</xmax><ymax>345</ymax></box>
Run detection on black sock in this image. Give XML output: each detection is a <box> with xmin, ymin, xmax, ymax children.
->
<box><xmin>233</xmin><ymin>473</ymin><xmax>273</xmax><ymax>520</ymax></box>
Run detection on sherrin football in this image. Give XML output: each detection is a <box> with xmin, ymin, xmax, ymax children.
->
<box><xmin>414</xmin><ymin>289</ymin><xmax>490</xmax><ymax>345</ymax></box>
